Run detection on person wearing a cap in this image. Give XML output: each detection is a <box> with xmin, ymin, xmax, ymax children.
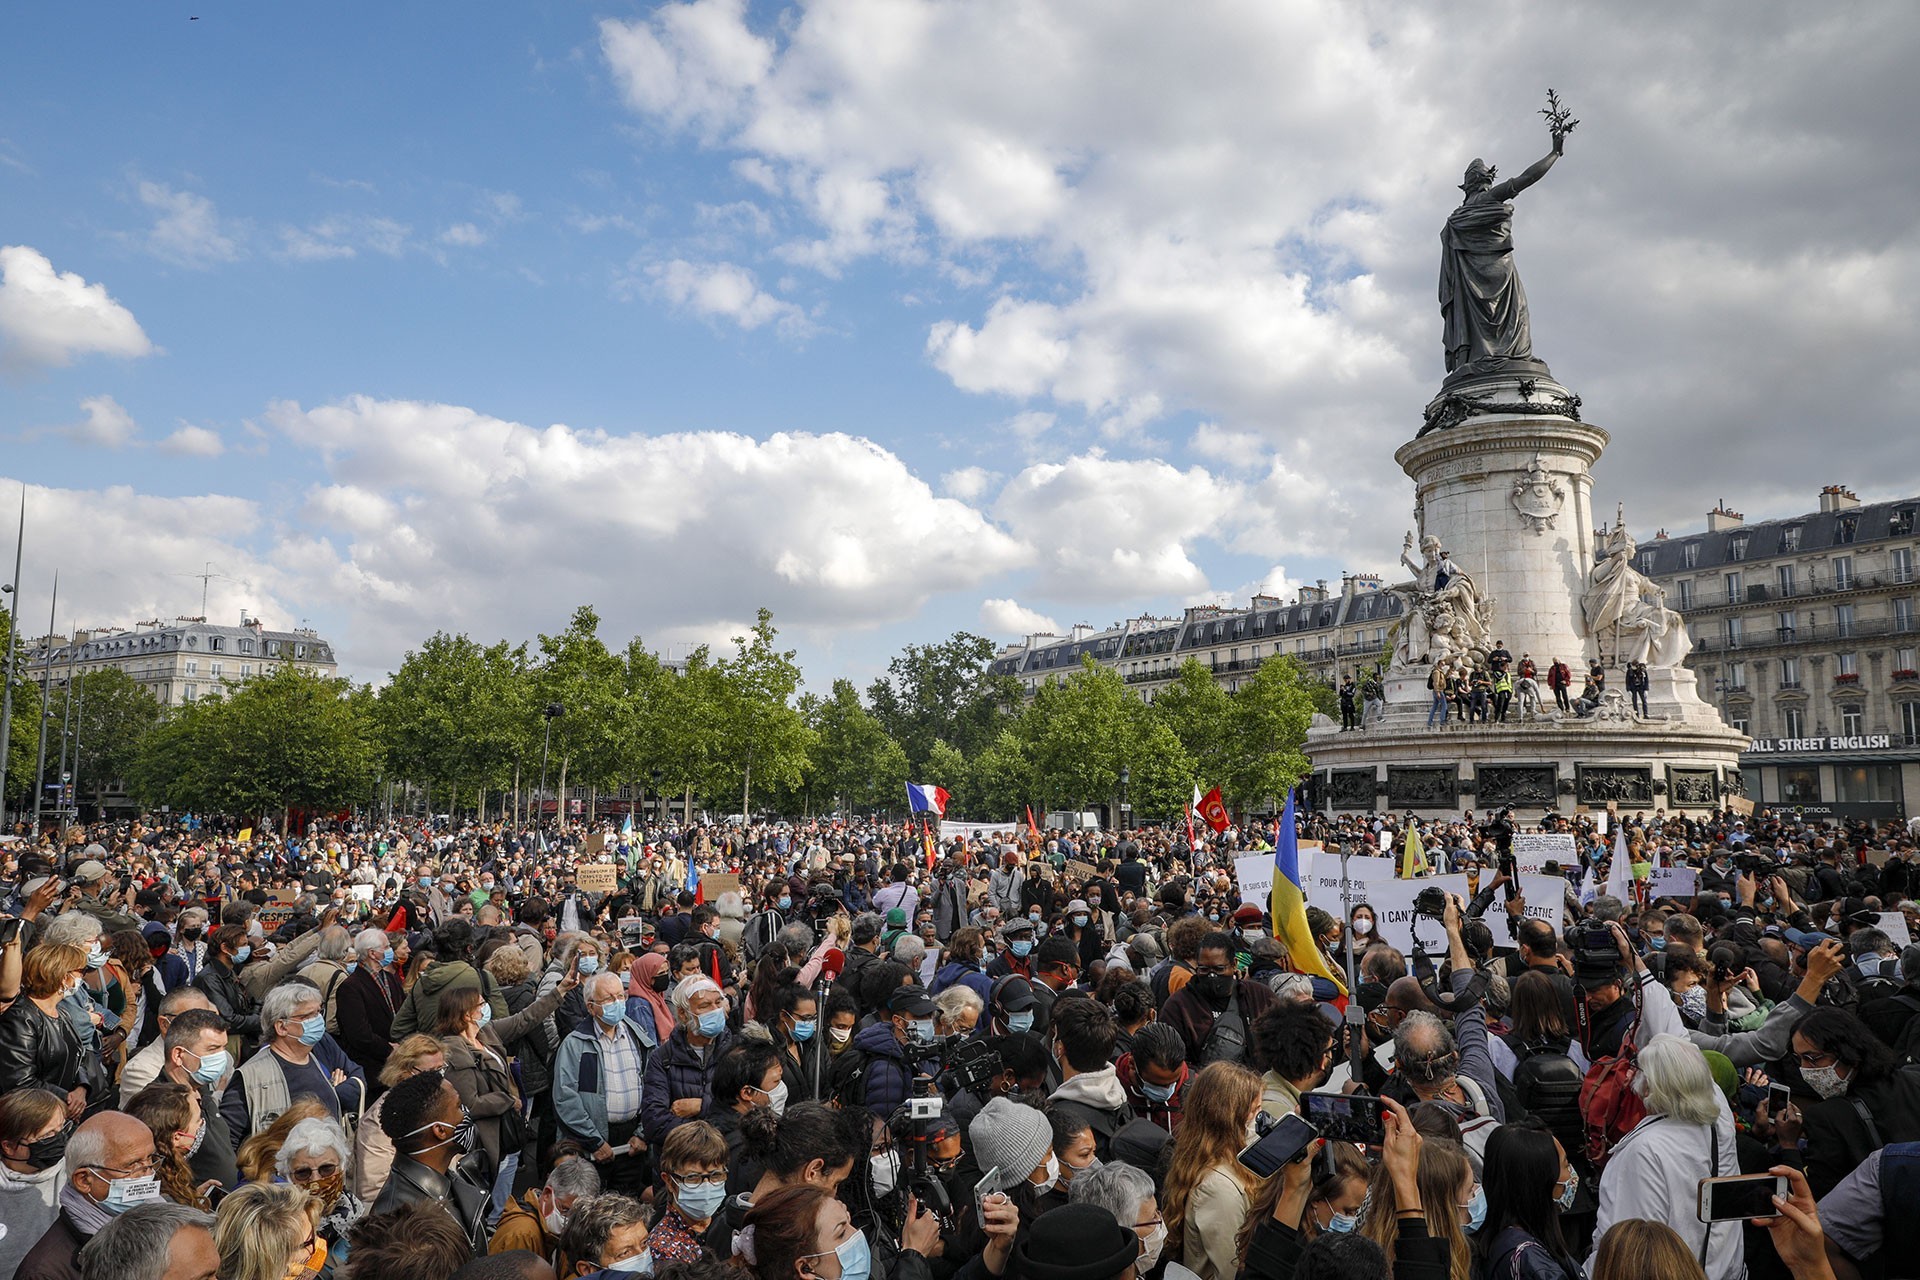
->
<box><xmin>989</xmin><ymin>976</ymin><xmax>1038</xmax><ymax>1037</ymax></box>
<box><xmin>65</xmin><ymin>860</ymin><xmax>140</xmax><ymax>935</ymax></box>
<box><xmin>845</xmin><ymin>986</ymin><xmax>937</xmax><ymax>1118</ymax></box>
<box><xmin>970</xmin><ymin>1094</ymin><xmax>1061</xmax><ymax>1206</ymax></box>
<box><xmin>988</xmin><ymin>920</ymin><xmax>1036</xmax><ymax>981</ymax></box>
<box><xmin>1012</xmin><ymin>1202</ymin><xmax>1140</xmax><ymax>1280</ymax></box>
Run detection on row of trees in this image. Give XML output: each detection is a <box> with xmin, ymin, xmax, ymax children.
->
<box><xmin>1</xmin><ymin>602</ymin><xmax>1333</xmax><ymax>826</ymax></box>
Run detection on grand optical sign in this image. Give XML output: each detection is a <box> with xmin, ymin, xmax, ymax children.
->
<box><xmin>1745</xmin><ymin>735</ymin><xmax>1894</xmax><ymax>754</ymax></box>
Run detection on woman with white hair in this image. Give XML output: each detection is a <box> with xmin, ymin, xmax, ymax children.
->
<box><xmin>1071</xmin><ymin>1158</ymin><xmax>1168</xmax><ymax>1273</ymax></box>
<box><xmin>1586</xmin><ymin>1033</ymin><xmax>1742</xmax><ymax>1280</ymax></box>
<box><xmin>274</xmin><ymin>1115</ymin><xmax>363</xmax><ymax>1260</ymax></box>
<box><xmin>933</xmin><ymin>985</ymin><xmax>983</xmax><ymax>1039</ymax></box>
<box><xmin>36</xmin><ymin>913</ymin><xmax>114</xmax><ymax>1066</ymax></box>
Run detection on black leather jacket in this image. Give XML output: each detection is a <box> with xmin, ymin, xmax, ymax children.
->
<box><xmin>372</xmin><ymin>1155</ymin><xmax>492</xmax><ymax>1253</ymax></box>
<box><xmin>0</xmin><ymin>998</ymin><xmax>88</xmax><ymax>1096</ymax></box>
<box><xmin>191</xmin><ymin>959</ymin><xmax>261</xmax><ymax>1051</ymax></box>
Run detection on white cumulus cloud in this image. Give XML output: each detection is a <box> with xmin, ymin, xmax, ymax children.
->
<box><xmin>0</xmin><ymin>246</ymin><xmax>154</xmax><ymax>373</ymax></box>
<box><xmin>648</xmin><ymin>259</ymin><xmax>808</xmax><ymax>335</ymax></box>
<box><xmin>64</xmin><ymin>395</ymin><xmax>140</xmax><ymax>448</ymax></box>
<box><xmin>158</xmin><ymin>425</ymin><xmax>226</xmax><ymax>457</ymax></box>
<box><xmin>980</xmin><ymin>598</ymin><xmax>1059</xmax><ymax>638</ymax></box>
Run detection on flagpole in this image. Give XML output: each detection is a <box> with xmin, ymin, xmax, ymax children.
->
<box><xmin>1340</xmin><ymin>833</ymin><xmax>1363</xmax><ymax>1082</ymax></box>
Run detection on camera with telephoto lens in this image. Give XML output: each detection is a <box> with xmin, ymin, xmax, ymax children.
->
<box><xmin>1570</xmin><ymin>919</ymin><xmax>1624</xmax><ymax>983</ymax></box>
<box><xmin>922</xmin><ymin>1033</ymin><xmax>1002</xmax><ymax>1097</ymax></box>
<box><xmin>1414</xmin><ymin>886</ymin><xmax>1452</xmax><ymax>920</ymax></box>
<box><xmin>1733</xmin><ymin>852</ymin><xmax>1778</xmax><ymax>876</ymax></box>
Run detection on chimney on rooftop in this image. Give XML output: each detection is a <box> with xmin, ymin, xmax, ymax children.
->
<box><xmin>1707</xmin><ymin>499</ymin><xmax>1745</xmax><ymax>532</ymax></box>
<box><xmin>1818</xmin><ymin>484</ymin><xmax>1861</xmax><ymax>514</ymax></box>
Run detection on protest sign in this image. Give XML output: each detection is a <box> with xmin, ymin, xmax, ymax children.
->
<box><xmin>584</xmin><ymin>831</ymin><xmax>606</xmax><ymax>858</ymax></box>
<box><xmin>1233</xmin><ymin>855</ymin><xmax>1275</xmax><ymax>912</ymax></box>
<box><xmin>1511</xmin><ymin>833</ymin><xmax>1576</xmax><ymax>875</ymax></box>
<box><xmin>1066</xmin><ymin>860</ymin><xmax>1100</xmax><ymax>884</ymax></box>
<box><xmin>1303</xmin><ymin>855</ymin><xmax>1394</xmax><ymax>915</ymax></box>
<box><xmin>349</xmin><ymin>884</ymin><xmax>374</xmax><ymax>903</ymax></box>
<box><xmin>1485</xmin><ymin>874</ymin><xmax>1569</xmax><ymax>948</ymax></box>
<box><xmin>258</xmin><ymin>890</ymin><xmax>298</xmax><ymax>931</ymax></box>
<box><xmin>1727</xmin><ymin>795</ymin><xmax>1755</xmax><ymax>817</ymax></box>
<box><xmin>1647</xmin><ymin>867</ymin><xmax>1698</xmax><ymax>901</ymax></box>
<box><xmin>701</xmin><ymin>872</ymin><xmax>741</xmax><ymax>902</ymax></box>
<box><xmin>1879</xmin><ymin>911</ymin><xmax>1912</xmax><ymax>948</ymax></box>
<box><xmin>576</xmin><ymin>864</ymin><xmax>618</xmax><ymax>893</ymax></box>
<box><xmin>940</xmin><ymin>820</ymin><xmax>1020</xmax><ymax>842</ymax></box>
<box><xmin>1365</xmin><ymin>873</ymin><xmax>1469</xmax><ymax>954</ymax></box>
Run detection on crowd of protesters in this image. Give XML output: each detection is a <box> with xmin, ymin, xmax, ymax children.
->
<box><xmin>0</xmin><ymin>801</ymin><xmax>1914</xmax><ymax>1280</ymax></box>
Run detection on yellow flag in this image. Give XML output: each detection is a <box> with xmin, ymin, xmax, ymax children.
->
<box><xmin>1401</xmin><ymin>825</ymin><xmax>1429</xmax><ymax>878</ymax></box>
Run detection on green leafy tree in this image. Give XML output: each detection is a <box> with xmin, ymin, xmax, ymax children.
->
<box><xmin>533</xmin><ymin>606</ymin><xmax>628</xmax><ymax>805</ymax></box>
<box><xmin>807</xmin><ymin>679</ymin><xmax>909</xmax><ymax>814</ymax></box>
<box><xmin>920</xmin><ymin>740</ymin><xmax>969</xmax><ymax>813</ymax></box>
<box><xmin>0</xmin><ymin>604</ymin><xmax>43</xmax><ymax>814</ymax></box>
<box><xmin>131</xmin><ymin>664</ymin><xmax>379</xmax><ymax>820</ymax></box>
<box><xmin>711</xmin><ymin>608</ymin><xmax>813</xmax><ymax>817</ymax></box>
<box><xmin>1150</xmin><ymin>659</ymin><xmax>1234</xmax><ymax>787</ymax></box>
<box><xmin>377</xmin><ymin>633</ymin><xmax>531</xmax><ymax>800</ymax></box>
<box><xmin>961</xmin><ymin>727</ymin><xmax>1034</xmax><ymax>822</ymax></box>
<box><xmin>1019</xmin><ymin>657</ymin><xmax>1195</xmax><ymax>818</ymax></box>
<box><xmin>867</xmin><ymin>632</ymin><xmax>1018</xmax><ymax>772</ymax></box>
<box><xmin>1221</xmin><ymin>656</ymin><xmax>1317</xmax><ymax>808</ymax></box>
<box><xmin>64</xmin><ymin>668</ymin><xmax>159</xmax><ymax>807</ymax></box>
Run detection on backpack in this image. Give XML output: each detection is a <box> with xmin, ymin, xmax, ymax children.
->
<box><xmin>1512</xmin><ymin>1039</ymin><xmax>1585</xmax><ymax>1154</ymax></box>
<box><xmin>828</xmin><ymin>1046</ymin><xmax>871</xmax><ymax>1109</ymax></box>
<box><xmin>1891</xmin><ymin>996</ymin><xmax>1920</xmax><ymax>1066</ymax></box>
<box><xmin>1198</xmin><ymin>991</ymin><xmax>1248</xmax><ymax>1066</ymax></box>
<box><xmin>1577</xmin><ymin>994</ymin><xmax>1645</xmax><ymax>1169</ymax></box>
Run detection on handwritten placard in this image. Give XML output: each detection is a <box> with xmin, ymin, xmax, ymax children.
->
<box><xmin>1646</xmin><ymin>867</ymin><xmax>1698</xmax><ymax>901</ymax></box>
<box><xmin>1485</xmin><ymin>874</ymin><xmax>1571</xmax><ymax>948</ymax></box>
<box><xmin>1511</xmin><ymin>833</ymin><xmax>1576</xmax><ymax>875</ymax></box>
<box><xmin>701</xmin><ymin>872</ymin><xmax>741</xmax><ymax>901</ymax></box>
<box><xmin>575</xmin><ymin>864</ymin><xmax>617</xmax><ymax>893</ymax></box>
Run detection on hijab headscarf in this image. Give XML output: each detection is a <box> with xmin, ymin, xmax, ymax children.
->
<box><xmin>630</xmin><ymin>952</ymin><xmax>675</xmax><ymax>1041</ymax></box>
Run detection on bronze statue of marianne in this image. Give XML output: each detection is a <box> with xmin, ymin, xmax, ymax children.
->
<box><xmin>1439</xmin><ymin>94</ymin><xmax>1575</xmax><ymax>383</ymax></box>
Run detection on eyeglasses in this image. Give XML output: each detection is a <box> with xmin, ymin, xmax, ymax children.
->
<box><xmin>1132</xmin><ymin>1217</ymin><xmax>1165</xmax><ymax>1231</ymax></box>
<box><xmin>86</xmin><ymin>1153</ymin><xmax>163</xmax><ymax>1176</ymax></box>
<box><xmin>289</xmin><ymin>1163</ymin><xmax>342</xmax><ymax>1183</ymax></box>
<box><xmin>1793</xmin><ymin>1049</ymin><xmax>1838</xmax><ymax>1068</ymax></box>
<box><xmin>676</xmin><ymin>1169</ymin><xmax>728</xmax><ymax>1186</ymax></box>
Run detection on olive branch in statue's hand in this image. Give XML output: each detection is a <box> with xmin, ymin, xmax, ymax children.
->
<box><xmin>1541</xmin><ymin>89</ymin><xmax>1579</xmax><ymax>151</ymax></box>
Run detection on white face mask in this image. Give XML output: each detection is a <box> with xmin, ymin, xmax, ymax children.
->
<box><xmin>870</xmin><ymin>1148</ymin><xmax>901</xmax><ymax>1197</ymax></box>
<box><xmin>1352</xmin><ymin>917</ymin><xmax>1373</xmax><ymax>936</ymax></box>
<box><xmin>1802</xmin><ymin>1063</ymin><xmax>1849</xmax><ymax>1099</ymax></box>
<box><xmin>1030</xmin><ymin>1152</ymin><xmax>1060</xmax><ymax>1194</ymax></box>
<box><xmin>761</xmin><ymin>1081</ymin><xmax>789</xmax><ymax>1117</ymax></box>
<box><xmin>1138</xmin><ymin>1221</ymin><xmax>1168</xmax><ymax>1270</ymax></box>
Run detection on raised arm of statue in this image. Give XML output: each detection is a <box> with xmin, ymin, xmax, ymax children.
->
<box><xmin>1488</xmin><ymin>132</ymin><xmax>1564</xmax><ymax>202</ymax></box>
<box><xmin>1400</xmin><ymin>532</ymin><xmax>1423</xmax><ymax>579</ymax></box>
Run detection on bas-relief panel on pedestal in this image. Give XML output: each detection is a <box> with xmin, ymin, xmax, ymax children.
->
<box><xmin>1388</xmin><ymin>767</ymin><xmax>1458</xmax><ymax>808</ymax></box>
<box><xmin>1575</xmin><ymin>765</ymin><xmax>1653</xmax><ymax>806</ymax></box>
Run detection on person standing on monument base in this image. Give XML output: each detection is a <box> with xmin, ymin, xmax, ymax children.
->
<box><xmin>1547</xmin><ymin>657</ymin><xmax>1573</xmax><ymax>711</ymax></box>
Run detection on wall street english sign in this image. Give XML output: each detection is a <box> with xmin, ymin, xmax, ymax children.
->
<box><xmin>1745</xmin><ymin>735</ymin><xmax>1894</xmax><ymax>755</ymax></box>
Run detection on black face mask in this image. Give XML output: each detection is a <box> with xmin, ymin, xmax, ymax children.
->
<box><xmin>25</xmin><ymin>1127</ymin><xmax>70</xmax><ymax>1170</ymax></box>
<box><xmin>180</xmin><ymin>927</ymin><xmax>203</xmax><ymax>941</ymax></box>
<box><xmin>651</xmin><ymin>973</ymin><xmax>671</xmax><ymax>993</ymax></box>
<box><xmin>1194</xmin><ymin>973</ymin><xmax>1235</xmax><ymax>1003</ymax></box>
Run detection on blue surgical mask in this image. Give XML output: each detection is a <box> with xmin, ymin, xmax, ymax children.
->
<box><xmin>1010</xmin><ymin>939</ymin><xmax>1034</xmax><ymax>958</ymax></box>
<box><xmin>674</xmin><ymin>1177</ymin><xmax>727</xmax><ymax>1221</ymax></box>
<box><xmin>99</xmin><ymin>1172</ymin><xmax>163</xmax><ymax>1214</ymax></box>
<box><xmin>1007</xmin><ymin>1009</ymin><xmax>1034</xmax><ymax>1034</ymax></box>
<box><xmin>477</xmin><ymin>1003</ymin><xmax>493</xmax><ymax>1030</ymax></box>
<box><xmin>1464</xmin><ymin>1184</ymin><xmax>1487</xmax><ymax>1234</ymax></box>
<box><xmin>233</xmin><ymin>944</ymin><xmax>252</xmax><ymax>965</ymax></box>
<box><xmin>382</xmin><ymin>947</ymin><xmax>395</xmax><ymax>966</ymax></box>
<box><xmin>909</xmin><ymin>1018</ymin><xmax>935</xmax><ymax>1044</ymax></box>
<box><xmin>696</xmin><ymin>1008</ymin><xmax>727</xmax><ymax>1039</ymax></box>
<box><xmin>1071</xmin><ymin>914</ymin><xmax>1089</xmax><ymax>928</ymax></box>
<box><xmin>1139</xmin><ymin>1079</ymin><xmax>1176</xmax><ymax>1103</ymax></box>
<box><xmin>1325</xmin><ymin>1209</ymin><xmax>1358</xmax><ymax>1234</ymax></box>
<box><xmin>298</xmin><ymin>1014</ymin><xmax>327</xmax><ymax>1046</ymax></box>
<box><xmin>1648</xmin><ymin>936</ymin><xmax>1666</xmax><ymax>951</ymax></box>
<box><xmin>578</xmin><ymin>956</ymin><xmax>600</xmax><ymax>976</ymax></box>
<box><xmin>779</xmin><ymin>896</ymin><xmax>792</xmax><ymax>910</ymax></box>
<box><xmin>791</xmin><ymin>1018</ymin><xmax>817</xmax><ymax>1042</ymax></box>
<box><xmin>189</xmin><ymin>1047</ymin><xmax>231</xmax><ymax>1085</ymax></box>
<box><xmin>597</xmin><ymin>1001</ymin><xmax>627</xmax><ymax>1027</ymax></box>
<box><xmin>806</xmin><ymin>1231</ymin><xmax>871</xmax><ymax>1280</ymax></box>
<box><xmin>419</xmin><ymin>876</ymin><xmax>434</xmax><ymax>888</ymax></box>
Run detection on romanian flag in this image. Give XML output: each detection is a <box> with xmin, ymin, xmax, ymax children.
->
<box><xmin>1270</xmin><ymin>790</ymin><xmax>1346</xmax><ymax>993</ymax></box>
<box><xmin>922</xmin><ymin>822</ymin><xmax>937</xmax><ymax>872</ymax></box>
<box><xmin>1401</xmin><ymin>823</ymin><xmax>1429</xmax><ymax>878</ymax></box>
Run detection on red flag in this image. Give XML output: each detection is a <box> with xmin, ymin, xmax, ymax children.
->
<box><xmin>1199</xmin><ymin>787</ymin><xmax>1231</xmax><ymax>834</ymax></box>
<box><xmin>1025</xmin><ymin>805</ymin><xmax>1042</xmax><ymax>851</ymax></box>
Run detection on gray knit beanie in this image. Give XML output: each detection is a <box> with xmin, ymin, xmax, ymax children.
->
<box><xmin>969</xmin><ymin>1096</ymin><xmax>1052</xmax><ymax>1192</ymax></box>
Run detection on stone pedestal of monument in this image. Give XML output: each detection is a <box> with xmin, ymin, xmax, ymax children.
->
<box><xmin>1307</xmin><ymin>372</ymin><xmax>1748</xmax><ymax>816</ymax></box>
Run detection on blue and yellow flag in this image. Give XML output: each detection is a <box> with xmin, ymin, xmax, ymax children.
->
<box><xmin>1270</xmin><ymin>790</ymin><xmax>1346</xmax><ymax>993</ymax></box>
<box><xmin>1401</xmin><ymin>823</ymin><xmax>1430</xmax><ymax>878</ymax></box>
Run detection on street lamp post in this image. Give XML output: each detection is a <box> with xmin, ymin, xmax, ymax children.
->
<box><xmin>537</xmin><ymin>702</ymin><xmax>564</xmax><ymax>837</ymax></box>
<box><xmin>29</xmin><ymin>575</ymin><xmax>57</xmax><ymax>835</ymax></box>
<box><xmin>1118</xmin><ymin>765</ymin><xmax>1130</xmax><ymax>830</ymax></box>
<box><xmin>0</xmin><ymin>489</ymin><xmax>22</xmax><ymax>832</ymax></box>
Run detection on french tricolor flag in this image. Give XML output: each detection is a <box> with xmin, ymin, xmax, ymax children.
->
<box><xmin>905</xmin><ymin>783</ymin><xmax>950</xmax><ymax>816</ymax></box>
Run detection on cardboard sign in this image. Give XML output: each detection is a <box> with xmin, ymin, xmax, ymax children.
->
<box><xmin>1233</xmin><ymin>854</ymin><xmax>1275</xmax><ymax>912</ymax></box>
<box><xmin>584</xmin><ymin>832</ymin><xmax>606</xmax><ymax>858</ymax></box>
<box><xmin>1878</xmin><ymin>911</ymin><xmax>1912</xmax><ymax>948</ymax></box>
<box><xmin>575</xmin><ymin>864</ymin><xmax>618</xmax><ymax>893</ymax></box>
<box><xmin>1485</xmin><ymin>874</ymin><xmax>1571</xmax><ymax>948</ymax></box>
<box><xmin>1726</xmin><ymin>795</ymin><xmax>1755</xmax><ymax>817</ymax></box>
<box><xmin>1646</xmin><ymin>867</ymin><xmax>1698</xmax><ymax>901</ymax></box>
<box><xmin>1305</xmin><ymin>855</ymin><xmax>1394</xmax><ymax>914</ymax></box>
<box><xmin>1511</xmin><ymin>833</ymin><xmax>1576</xmax><ymax>875</ymax></box>
<box><xmin>1065</xmin><ymin>860</ymin><xmax>1100</xmax><ymax>884</ymax></box>
<box><xmin>701</xmin><ymin>872</ymin><xmax>741</xmax><ymax>901</ymax></box>
<box><xmin>1365</xmin><ymin>873</ymin><xmax>1469</xmax><ymax>954</ymax></box>
<box><xmin>258</xmin><ymin>890</ymin><xmax>298</xmax><ymax>931</ymax></box>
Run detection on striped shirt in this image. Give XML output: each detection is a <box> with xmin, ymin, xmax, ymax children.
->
<box><xmin>600</xmin><ymin>1026</ymin><xmax>644</xmax><ymax>1124</ymax></box>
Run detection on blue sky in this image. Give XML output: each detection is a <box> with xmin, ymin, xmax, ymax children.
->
<box><xmin>5</xmin><ymin>1</ymin><xmax>1919</xmax><ymax>691</ymax></box>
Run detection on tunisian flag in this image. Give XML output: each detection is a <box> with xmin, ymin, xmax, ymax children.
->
<box><xmin>1198</xmin><ymin>787</ymin><xmax>1231</xmax><ymax>834</ymax></box>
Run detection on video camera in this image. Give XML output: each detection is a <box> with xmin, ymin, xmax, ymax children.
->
<box><xmin>1733</xmin><ymin>851</ymin><xmax>1779</xmax><ymax>877</ymax></box>
<box><xmin>1569</xmin><ymin>920</ymin><xmax>1623</xmax><ymax>984</ymax></box>
<box><xmin>917</xmin><ymin>1032</ymin><xmax>1002</xmax><ymax>1097</ymax></box>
